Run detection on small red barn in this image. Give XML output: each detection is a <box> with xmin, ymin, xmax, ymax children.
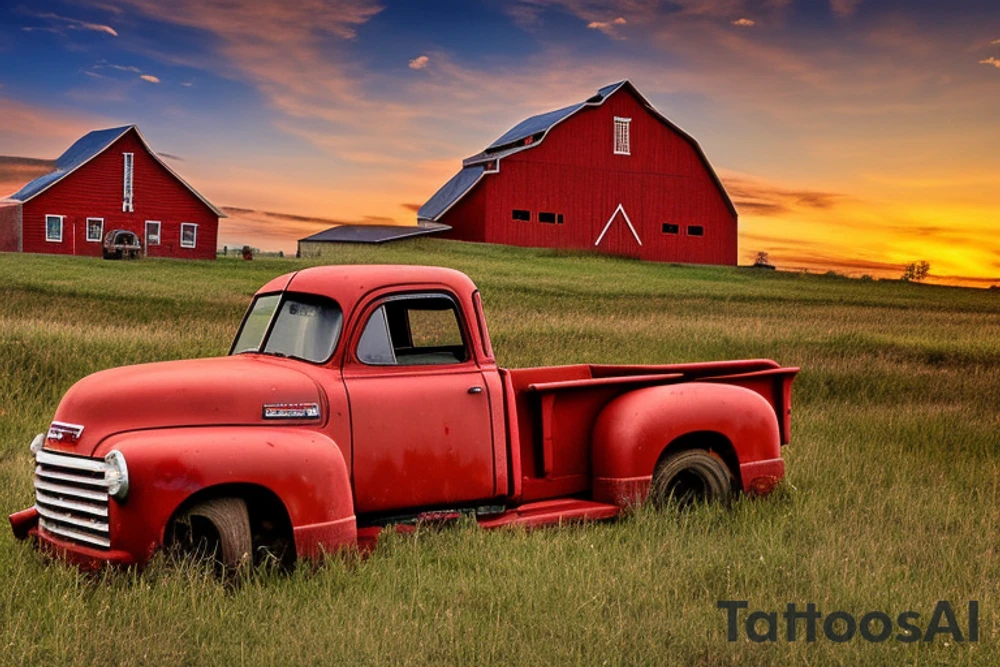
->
<box><xmin>0</xmin><ymin>125</ymin><xmax>224</xmax><ymax>259</ymax></box>
<box><xmin>418</xmin><ymin>80</ymin><xmax>737</xmax><ymax>265</ymax></box>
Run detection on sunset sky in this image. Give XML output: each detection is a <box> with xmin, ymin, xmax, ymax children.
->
<box><xmin>0</xmin><ymin>0</ymin><xmax>997</xmax><ymax>285</ymax></box>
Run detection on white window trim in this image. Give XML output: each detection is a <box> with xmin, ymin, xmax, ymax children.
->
<box><xmin>180</xmin><ymin>222</ymin><xmax>198</xmax><ymax>248</ymax></box>
<box><xmin>85</xmin><ymin>217</ymin><xmax>104</xmax><ymax>242</ymax></box>
<box><xmin>45</xmin><ymin>215</ymin><xmax>64</xmax><ymax>243</ymax></box>
<box><xmin>614</xmin><ymin>116</ymin><xmax>631</xmax><ymax>156</ymax></box>
<box><xmin>145</xmin><ymin>220</ymin><xmax>161</xmax><ymax>246</ymax></box>
<box><xmin>123</xmin><ymin>152</ymin><xmax>134</xmax><ymax>212</ymax></box>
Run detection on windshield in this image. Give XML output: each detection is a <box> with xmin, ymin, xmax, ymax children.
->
<box><xmin>230</xmin><ymin>293</ymin><xmax>343</xmax><ymax>363</ymax></box>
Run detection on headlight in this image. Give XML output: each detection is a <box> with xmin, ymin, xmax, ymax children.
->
<box><xmin>104</xmin><ymin>450</ymin><xmax>129</xmax><ymax>500</ymax></box>
<box><xmin>29</xmin><ymin>433</ymin><xmax>44</xmax><ymax>454</ymax></box>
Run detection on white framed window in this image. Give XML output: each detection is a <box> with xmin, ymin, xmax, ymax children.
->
<box><xmin>614</xmin><ymin>117</ymin><xmax>631</xmax><ymax>155</ymax></box>
<box><xmin>86</xmin><ymin>218</ymin><xmax>104</xmax><ymax>242</ymax></box>
<box><xmin>180</xmin><ymin>223</ymin><xmax>197</xmax><ymax>248</ymax></box>
<box><xmin>123</xmin><ymin>152</ymin><xmax>134</xmax><ymax>212</ymax></box>
<box><xmin>45</xmin><ymin>215</ymin><xmax>64</xmax><ymax>242</ymax></box>
<box><xmin>145</xmin><ymin>221</ymin><xmax>161</xmax><ymax>246</ymax></box>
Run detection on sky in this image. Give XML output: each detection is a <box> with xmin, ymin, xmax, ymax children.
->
<box><xmin>0</xmin><ymin>0</ymin><xmax>998</xmax><ymax>286</ymax></box>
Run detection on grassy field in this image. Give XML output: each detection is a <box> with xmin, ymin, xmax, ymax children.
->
<box><xmin>2</xmin><ymin>240</ymin><xmax>999</xmax><ymax>666</ymax></box>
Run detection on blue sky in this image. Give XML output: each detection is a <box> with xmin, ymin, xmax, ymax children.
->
<box><xmin>1</xmin><ymin>0</ymin><xmax>998</xmax><ymax>283</ymax></box>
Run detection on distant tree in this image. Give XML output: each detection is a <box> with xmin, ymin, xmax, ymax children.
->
<box><xmin>901</xmin><ymin>260</ymin><xmax>930</xmax><ymax>282</ymax></box>
<box><xmin>754</xmin><ymin>251</ymin><xmax>770</xmax><ymax>266</ymax></box>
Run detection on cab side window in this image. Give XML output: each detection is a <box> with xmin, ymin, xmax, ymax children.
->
<box><xmin>357</xmin><ymin>295</ymin><xmax>468</xmax><ymax>366</ymax></box>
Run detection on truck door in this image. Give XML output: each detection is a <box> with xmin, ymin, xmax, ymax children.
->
<box><xmin>343</xmin><ymin>292</ymin><xmax>496</xmax><ymax>514</ymax></box>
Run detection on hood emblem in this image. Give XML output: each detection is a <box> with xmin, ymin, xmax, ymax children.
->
<box><xmin>47</xmin><ymin>421</ymin><xmax>85</xmax><ymax>442</ymax></box>
<box><xmin>262</xmin><ymin>403</ymin><xmax>321</xmax><ymax>420</ymax></box>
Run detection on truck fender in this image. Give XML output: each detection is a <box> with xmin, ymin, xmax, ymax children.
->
<box><xmin>96</xmin><ymin>427</ymin><xmax>356</xmax><ymax>562</ymax></box>
<box><xmin>591</xmin><ymin>383</ymin><xmax>782</xmax><ymax>505</ymax></box>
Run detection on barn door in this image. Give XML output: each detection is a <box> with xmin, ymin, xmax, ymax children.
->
<box><xmin>594</xmin><ymin>203</ymin><xmax>642</xmax><ymax>259</ymax></box>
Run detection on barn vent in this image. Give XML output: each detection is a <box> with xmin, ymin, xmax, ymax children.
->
<box><xmin>122</xmin><ymin>152</ymin><xmax>134</xmax><ymax>212</ymax></box>
<box><xmin>614</xmin><ymin>117</ymin><xmax>631</xmax><ymax>155</ymax></box>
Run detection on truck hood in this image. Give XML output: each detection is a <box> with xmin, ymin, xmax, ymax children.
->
<box><xmin>47</xmin><ymin>355</ymin><xmax>325</xmax><ymax>456</ymax></box>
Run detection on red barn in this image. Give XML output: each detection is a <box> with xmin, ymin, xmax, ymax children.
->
<box><xmin>418</xmin><ymin>80</ymin><xmax>737</xmax><ymax>264</ymax></box>
<box><xmin>0</xmin><ymin>125</ymin><xmax>224</xmax><ymax>260</ymax></box>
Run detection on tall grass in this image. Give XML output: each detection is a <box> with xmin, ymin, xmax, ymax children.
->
<box><xmin>2</xmin><ymin>241</ymin><xmax>999</xmax><ymax>665</ymax></box>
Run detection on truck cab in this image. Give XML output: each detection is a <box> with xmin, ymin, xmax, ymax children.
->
<box><xmin>10</xmin><ymin>265</ymin><xmax>797</xmax><ymax>570</ymax></box>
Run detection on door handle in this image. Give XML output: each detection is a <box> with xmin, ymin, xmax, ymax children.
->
<box><xmin>468</xmin><ymin>386</ymin><xmax>483</xmax><ymax>395</ymax></box>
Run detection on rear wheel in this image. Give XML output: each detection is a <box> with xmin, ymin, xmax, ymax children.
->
<box><xmin>649</xmin><ymin>450</ymin><xmax>732</xmax><ymax>507</ymax></box>
<box><xmin>170</xmin><ymin>497</ymin><xmax>252</xmax><ymax>570</ymax></box>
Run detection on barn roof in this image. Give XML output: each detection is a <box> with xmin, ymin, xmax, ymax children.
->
<box><xmin>418</xmin><ymin>80</ymin><xmax>735</xmax><ymax>221</ymax></box>
<box><xmin>299</xmin><ymin>221</ymin><xmax>451</xmax><ymax>245</ymax></box>
<box><xmin>9</xmin><ymin>124</ymin><xmax>226</xmax><ymax>217</ymax></box>
<box><xmin>416</xmin><ymin>165</ymin><xmax>485</xmax><ymax>222</ymax></box>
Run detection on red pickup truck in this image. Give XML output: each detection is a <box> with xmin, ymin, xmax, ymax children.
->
<box><xmin>10</xmin><ymin>265</ymin><xmax>797</xmax><ymax>569</ymax></box>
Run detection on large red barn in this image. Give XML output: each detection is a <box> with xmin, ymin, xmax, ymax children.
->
<box><xmin>0</xmin><ymin>125</ymin><xmax>224</xmax><ymax>260</ymax></box>
<box><xmin>418</xmin><ymin>80</ymin><xmax>737</xmax><ymax>264</ymax></box>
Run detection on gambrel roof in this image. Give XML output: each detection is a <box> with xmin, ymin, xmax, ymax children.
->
<box><xmin>418</xmin><ymin>80</ymin><xmax>735</xmax><ymax>222</ymax></box>
<box><xmin>10</xmin><ymin>125</ymin><xmax>226</xmax><ymax>217</ymax></box>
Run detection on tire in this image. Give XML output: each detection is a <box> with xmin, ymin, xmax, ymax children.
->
<box><xmin>172</xmin><ymin>497</ymin><xmax>252</xmax><ymax>570</ymax></box>
<box><xmin>649</xmin><ymin>449</ymin><xmax>733</xmax><ymax>507</ymax></box>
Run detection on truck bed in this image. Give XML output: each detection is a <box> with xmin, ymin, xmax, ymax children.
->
<box><xmin>501</xmin><ymin>359</ymin><xmax>797</xmax><ymax>502</ymax></box>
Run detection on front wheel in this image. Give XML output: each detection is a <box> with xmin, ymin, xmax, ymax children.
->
<box><xmin>649</xmin><ymin>450</ymin><xmax>732</xmax><ymax>507</ymax></box>
<box><xmin>170</xmin><ymin>497</ymin><xmax>252</xmax><ymax>570</ymax></box>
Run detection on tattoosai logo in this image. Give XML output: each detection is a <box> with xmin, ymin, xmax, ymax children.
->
<box><xmin>718</xmin><ymin>600</ymin><xmax>979</xmax><ymax>643</ymax></box>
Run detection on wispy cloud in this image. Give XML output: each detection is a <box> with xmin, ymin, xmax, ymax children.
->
<box><xmin>980</xmin><ymin>57</ymin><xmax>1000</xmax><ymax>69</ymax></box>
<box><xmin>31</xmin><ymin>11</ymin><xmax>118</xmax><ymax>36</ymax></box>
<box><xmin>722</xmin><ymin>174</ymin><xmax>846</xmax><ymax>216</ymax></box>
<box><xmin>731</xmin><ymin>17</ymin><xmax>754</xmax><ymax>27</ymax></box>
<box><xmin>408</xmin><ymin>55</ymin><xmax>429</xmax><ymax>70</ymax></box>
<box><xmin>829</xmin><ymin>0</ymin><xmax>863</xmax><ymax>18</ymax></box>
<box><xmin>0</xmin><ymin>155</ymin><xmax>57</xmax><ymax>197</ymax></box>
<box><xmin>88</xmin><ymin>61</ymin><xmax>163</xmax><ymax>84</ymax></box>
<box><xmin>587</xmin><ymin>16</ymin><xmax>626</xmax><ymax>38</ymax></box>
<box><xmin>991</xmin><ymin>39</ymin><xmax>1000</xmax><ymax>46</ymax></box>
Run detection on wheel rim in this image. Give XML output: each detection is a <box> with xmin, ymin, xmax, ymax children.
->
<box><xmin>665</xmin><ymin>468</ymin><xmax>710</xmax><ymax>505</ymax></box>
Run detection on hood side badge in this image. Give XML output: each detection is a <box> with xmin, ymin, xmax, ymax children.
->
<box><xmin>263</xmin><ymin>403</ymin><xmax>321</xmax><ymax>420</ymax></box>
<box><xmin>47</xmin><ymin>421</ymin><xmax>85</xmax><ymax>442</ymax></box>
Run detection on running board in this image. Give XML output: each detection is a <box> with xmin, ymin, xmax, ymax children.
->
<box><xmin>355</xmin><ymin>499</ymin><xmax>621</xmax><ymax>550</ymax></box>
<box><xmin>477</xmin><ymin>499</ymin><xmax>620</xmax><ymax>529</ymax></box>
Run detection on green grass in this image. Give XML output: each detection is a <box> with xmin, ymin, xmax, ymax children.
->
<box><xmin>2</xmin><ymin>240</ymin><xmax>1000</xmax><ymax>665</ymax></box>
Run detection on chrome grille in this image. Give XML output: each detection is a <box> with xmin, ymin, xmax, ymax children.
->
<box><xmin>34</xmin><ymin>450</ymin><xmax>111</xmax><ymax>549</ymax></box>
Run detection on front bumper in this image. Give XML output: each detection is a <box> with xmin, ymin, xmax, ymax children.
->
<box><xmin>9</xmin><ymin>507</ymin><xmax>136</xmax><ymax>570</ymax></box>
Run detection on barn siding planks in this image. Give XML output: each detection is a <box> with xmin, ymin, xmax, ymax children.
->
<box><xmin>20</xmin><ymin>129</ymin><xmax>219</xmax><ymax>260</ymax></box>
<box><xmin>439</xmin><ymin>85</ymin><xmax>737</xmax><ymax>266</ymax></box>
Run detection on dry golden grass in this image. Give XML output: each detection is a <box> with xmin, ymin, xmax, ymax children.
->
<box><xmin>1</xmin><ymin>241</ymin><xmax>999</xmax><ymax>665</ymax></box>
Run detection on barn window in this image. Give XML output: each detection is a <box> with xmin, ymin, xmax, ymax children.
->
<box><xmin>662</xmin><ymin>223</ymin><xmax>679</xmax><ymax>235</ymax></box>
<box><xmin>614</xmin><ymin>117</ymin><xmax>631</xmax><ymax>155</ymax></box>
<box><xmin>123</xmin><ymin>153</ymin><xmax>134</xmax><ymax>212</ymax></box>
<box><xmin>558</xmin><ymin>214</ymin><xmax>564</xmax><ymax>224</ymax></box>
<box><xmin>45</xmin><ymin>215</ymin><xmax>63</xmax><ymax>242</ymax></box>
<box><xmin>687</xmin><ymin>225</ymin><xmax>704</xmax><ymax>237</ymax></box>
<box><xmin>86</xmin><ymin>218</ymin><xmax>104</xmax><ymax>242</ymax></box>
<box><xmin>180</xmin><ymin>223</ymin><xmax>198</xmax><ymax>248</ymax></box>
<box><xmin>145</xmin><ymin>220</ymin><xmax>161</xmax><ymax>246</ymax></box>
<box><xmin>539</xmin><ymin>212</ymin><xmax>557</xmax><ymax>224</ymax></box>
<box><xmin>512</xmin><ymin>210</ymin><xmax>530</xmax><ymax>221</ymax></box>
